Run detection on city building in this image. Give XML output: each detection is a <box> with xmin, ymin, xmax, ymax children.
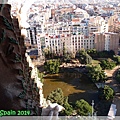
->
<box><xmin>94</xmin><ymin>32</ymin><xmax>119</xmax><ymax>53</ymax></box>
<box><xmin>89</xmin><ymin>16</ymin><xmax>108</xmax><ymax>33</ymax></box>
<box><xmin>24</xmin><ymin>2</ymin><xmax>120</xmax><ymax>57</ymax></box>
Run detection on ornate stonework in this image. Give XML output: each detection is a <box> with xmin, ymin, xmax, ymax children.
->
<box><xmin>0</xmin><ymin>4</ymin><xmax>41</xmax><ymax>115</ymax></box>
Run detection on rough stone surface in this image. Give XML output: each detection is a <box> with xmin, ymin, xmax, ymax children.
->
<box><xmin>0</xmin><ymin>4</ymin><xmax>41</xmax><ymax>115</ymax></box>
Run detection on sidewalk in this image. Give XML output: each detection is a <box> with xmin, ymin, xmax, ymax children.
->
<box><xmin>105</xmin><ymin>66</ymin><xmax>120</xmax><ymax>116</ymax></box>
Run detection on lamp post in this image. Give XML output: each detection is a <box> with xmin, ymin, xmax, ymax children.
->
<box><xmin>92</xmin><ymin>100</ymin><xmax>94</xmax><ymax>117</ymax></box>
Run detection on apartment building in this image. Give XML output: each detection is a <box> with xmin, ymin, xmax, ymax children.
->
<box><xmin>36</xmin><ymin>34</ymin><xmax>63</xmax><ymax>55</ymax></box>
<box><xmin>71</xmin><ymin>34</ymin><xmax>95</xmax><ymax>53</ymax></box>
<box><xmin>114</xmin><ymin>5</ymin><xmax>120</xmax><ymax>16</ymax></box>
<box><xmin>46</xmin><ymin>35</ymin><xmax>62</xmax><ymax>54</ymax></box>
<box><xmin>27</xmin><ymin>25</ymin><xmax>42</xmax><ymax>45</ymax></box>
<box><xmin>105</xmin><ymin>15</ymin><xmax>118</xmax><ymax>32</ymax></box>
<box><xmin>71</xmin><ymin>34</ymin><xmax>84</xmax><ymax>53</ymax></box>
<box><xmin>36</xmin><ymin>34</ymin><xmax>45</xmax><ymax>57</ymax></box>
<box><xmin>46</xmin><ymin>24</ymin><xmax>71</xmax><ymax>35</ymax></box>
<box><xmin>61</xmin><ymin>34</ymin><xmax>72</xmax><ymax>53</ymax></box>
<box><xmin>89</xmin><ymin>16</ymin><xmax>108</xmax><ymax>33</ymax></box>
<box><xmin>37</xmin><ymin>31</ymin><xmax>119</xmax><ymax>57</ymax></box>
<box><xmin>94</xmin><ymin>32</ymin><xmax>119</xmax><ymax>53</ymax></box>
<box><xmin>74</xmin><ymin>8</ymin><xmax>89</xmax><ymax>18</ymax></box>
<box><xmin>72</xmin><ymin>18</ymin><xmax>89</xmax><ymax>36</ymax></box>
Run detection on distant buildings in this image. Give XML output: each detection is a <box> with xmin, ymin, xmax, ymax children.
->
<box><xmin>89</xmin><ymin>16</ymin><xmax>108</xmax><ymax>33</ymax></box>
<box><xmin>24</xmin><ymin>2</ymin><xmax>120</xmax><ymax>57</ymax></box>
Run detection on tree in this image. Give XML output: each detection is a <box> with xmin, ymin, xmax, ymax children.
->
<box><xmin>60</xmin><ymin>97</ymin><xmax>73</xmax><ymax>116</ymax></box>
<box><xmin>87</xmin><ymin>65</ymin><xmax>107</xmax><ymax>83</ymax></box>
<box><xmin>115</xmin><ymin>69</ymin><xmax>120</xmax><ymax>83</ymax></box>
<box><xmin>37</xmin><ymin>69</ymin><xmax>44</xmax><ymax>83</ymax></box>
<box><xmin>44</xmin><ymin>59</ymin><xmax>60</xmax><ymax>74</ymax></box>
<box><xmin>86</xmin><ymin>49</ymin><xmax>115</xmax><ymax>59</ymax></box>
<box><xmin>62</xmin><ymin>102</ymin><xmax>73</xmax><ymax>116</ymax></box>
<box><xmin>97</xmin><ymin>50</ymin><xmax>115</xmax><ymax>58</ymax></box>
<box><xmin>47</xmin><ymin>88</ymin><xmax>74</xmax><ymax>116</ymax></box>
<box><xmin>75</xmin><ymin>99</ymin><xmax>92</xmax><ymax>116</ymax></box>
<box><xmin>100</xmin><ymin>59</ymin><xmax>116</xmax><ymax>70</ymax></box>
<box><xmin>47</xmin><ymin>88</ymin><xmax>65</xmax><ymax>105</ymax></box>
<box><xmin>99</xmin><ymin>85</ymin><xmax>114</xmax><ymax>100</ymax></box>
<box><xmin>113</xmin><ymin>55</ymin><xmax>120</xmax><ymax>65</ymax></box>
<box><xmin>43</xmin><ymin>47</ymin><xmax>50</xmax><ymax>59</ymax></box>
<box><xmin>76</xmin><ymin>50</ymin><xmax>92</xmax><ymax>64</ymax></box>
<box><xmin>115</xmin><ymin>73</ymin><xmax>120</xmax><ymax>83</ymax></box>
<box><xmin>99</xmin><ymin>70</ymin><xmax>107</xmax><ymax>82</ymax></box>
<box><xmin>86</xmin><ymin>49</ymin><xmax>97</xmax><ymax>58</ymax></box>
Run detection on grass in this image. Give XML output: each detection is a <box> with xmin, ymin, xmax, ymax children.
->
<box><xmin>92</xmin><ymin>60</ymin><xmax>100</xmax><ymax>66</ymax></box>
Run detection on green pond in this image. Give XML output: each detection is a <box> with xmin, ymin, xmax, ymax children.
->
<box><xmin>43</xmin><ymin>73</ymin><xmax>99</xmax><ymax>103</ymax></box>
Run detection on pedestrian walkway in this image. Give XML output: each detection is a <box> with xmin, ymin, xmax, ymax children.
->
<box><xmin>105</xmin><ymin>66</ymin><xmax>120</xmax><ymax>116</ymax></box>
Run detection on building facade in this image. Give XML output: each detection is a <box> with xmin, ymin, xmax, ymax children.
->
<box><xmin>94</xmin><ymin>32</ymin><xmax>119</xmax><ymax>53</ymax></box>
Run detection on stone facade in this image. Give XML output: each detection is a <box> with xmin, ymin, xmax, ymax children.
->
<box><xmin>0</xmin><ymin>4</ymin><xmax>41</xmax><ymax>115</ymax></box>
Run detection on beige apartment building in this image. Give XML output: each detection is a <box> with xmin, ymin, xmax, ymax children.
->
<box><xmin>106</xmin><ymin>14</ymin><xmax>118</xmax><ymax>32</ymax></box>
<box><xmin>37</xmin><ymin>32</ymin><xmax>119</xmax><ymax>56</ymax></box>
<box><xmin>89</xmin><ymin>16</ymin><xmax>108</xmax><ymax>33</ymax></box>
<box><xmin>94</xmin><ymin>32</ymin><xmax>119</xmax><ymax>54</ymax></box>
<box><xmin>61</xmin><ymin>34</ymin><xmax>72</xmax><ymax>53</ymax></box>
<box><xmin>71</xmin><ymin>34</ymin><xmax>95</xmax><ymax>53</ymax></box>
<box><xmin>37</xmin><ymin>33</ymin><xmax>95</xmax><ymax>55</ymax></box>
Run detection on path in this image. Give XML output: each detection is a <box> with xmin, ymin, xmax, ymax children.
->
<box><xmin>105</xmin><ymin>66</ymin><xmax>120</xmax><ymax>116</ymax></box>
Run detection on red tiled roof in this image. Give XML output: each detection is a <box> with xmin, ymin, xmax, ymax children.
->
<box><xmin>72</xmin><ymin>18</ymin><xmax>79</xmax><ymax>22</ymax></box>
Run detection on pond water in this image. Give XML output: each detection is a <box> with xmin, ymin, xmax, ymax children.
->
<box><xmin>43</xmin><ymin>73</ymin><xmax>99</xmax><ymax>104</ymax></box>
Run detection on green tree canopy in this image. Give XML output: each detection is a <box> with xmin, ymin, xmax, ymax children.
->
<box><xmin>44</xmin><ymin>59</ymin><xmax>60</xmax><ymax>74</ymax></box>
<box><xmin>75</xmin><ymin>99</ymin><xmax>92</xmax><ymax>116</ymax></box>
<box><xmin>76</xmin><ymin>50</ymin><xmax>92</xmax><ymax>64</ymax></box>
<box><xmin>60</xmin><ymin>97</ymin><xmax>73</xmax><ymax>116</ymax></box>
<box><xmin>86</xmin><ymin>49</ymin><xmax>97</xmax><ymax>58</ymax></box>
<box><xmin>113</xmin><ymin>55</ymin><xmax>120</xmax><ymax>65</ymax></box>
<box><xmin>87</xmin><ymin>65</ymin><xmax>107</xmax><ymax>83</ymax></box>
<box><xmin>86</xmin><ymin>49</ymin><xmax>115</xmax><ymax>58</ymax></box>
<box><xmin>37</xmin><ymin>69</ymin><xmax>44</xmax><ymax>83</ymax></box>
<box><xmin>47</xmin><ymin>88</ymin><xmax>64</xmax><ymax>105</ymax></box>
<box><xmin>47</xmin><ymin>88</ymin><xmax>74</xmax><ymax>116</ymax></box>
<box><xmin>100</xmin><ymin>59</ymin><xmax>116</xmax><ymax>70</ymax></box>
<box><xmin>99</xmin><ymin>85</ymin><xmax>114</xmax><ymax>100</ymax></box>
<box><xmin>115</xmin><ymin>69</ymin><xmax>120</xmax><ymax>83</ymax></box>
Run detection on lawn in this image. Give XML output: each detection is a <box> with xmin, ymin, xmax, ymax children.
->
<box><xmin>92</xmin><ymin>60</ymin><xmax>100</xmax><ymax>66</ymax></box>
